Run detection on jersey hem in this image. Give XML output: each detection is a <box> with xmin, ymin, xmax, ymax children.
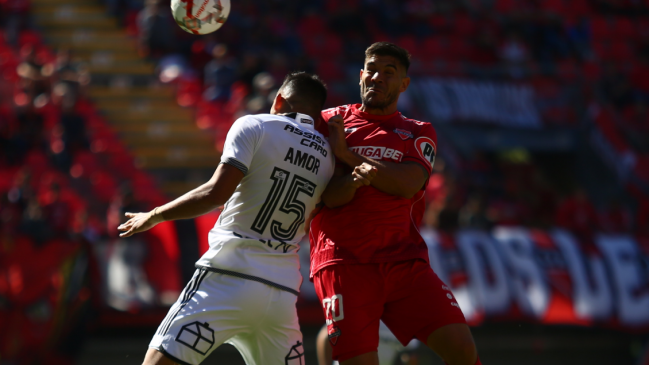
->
<box><xmin>195</xmin><ymin>264</ymin><xmax>299</xmax><ymax>296</ymax></box>
<box><xmin>309</xmin><ymin>252</ymin><xmax>429</xmax><ymax>279</ymax></box>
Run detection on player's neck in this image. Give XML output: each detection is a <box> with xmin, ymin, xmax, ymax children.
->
<box><xmin>358</xmin><ymin>103</ymin><xmax>398</xmax><ymax>116</ymax></box>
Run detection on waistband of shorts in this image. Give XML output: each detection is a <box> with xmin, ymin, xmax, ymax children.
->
<box><xmin>195</xmin><ymin>264</ymin><xmax>299</xmax><ymax>296</ymax></box>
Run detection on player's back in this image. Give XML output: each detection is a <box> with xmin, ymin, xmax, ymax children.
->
<box><xmin>197</xmin><ymin>112</ymin><xmax>334</xmax><ymax>293</ymax></box>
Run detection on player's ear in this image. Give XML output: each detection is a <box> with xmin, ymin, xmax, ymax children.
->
<box><xmin>359</xmin><ymin>69</ymin><xmax>364</xmax><ymax>85</ymax></box>
<box><xmin>270</xmin><ymin>92</ymin><xmax>284</xmax><ymax>114</ymax></box>
<box><xmin>400</xmin><ymin>76</ymin><xmax>411</xmax><ymax>93</ymax></box>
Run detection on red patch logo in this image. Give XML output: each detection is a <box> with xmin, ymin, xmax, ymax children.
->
<box><xmin>393</xmin><ymin>128</ymin><xmax>414</xmax><ymax>140</ymax></box>
<box><xmin>415</xmin><ymin>136</ymin><xmax>436</xmax><ymax>169</ymax></box>
<box><xmin>327</xmin><ymin>325</ymin><xmax>341</xmax><ymax>346</ymax></box>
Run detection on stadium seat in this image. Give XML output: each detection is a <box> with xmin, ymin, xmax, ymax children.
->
<box><xmin>590</xmin><ymin>17</ymin><xmax>612</xmax><ymax>39</ymax></box>
<box><xmin>612</xmin><ymin>18</ymin><xmax>636</xmax><ymax>39</ymax></box>
<box><xmin>582</xmin><ymin>62</ymin><xmax>602</xmax><ymax>81</ymax></box>
<box><xmin>541</xmin><ymin>0</ymin><xmax>565</xmax><ymax>15</ymax></box>
<box><xmin>495</xmin><ymin>0</ymin><xmax>518</xmax><ymax>13</ymax></box>
<box><xmin>564</xmin><ymin>0</ymin><xmax>592</xmax><ymax>17</ymax></box>
<box><xmin>420</xmin><ymin>37</ymin><xmax>446</xmax><ymax>59</ymax></box>
<box><xmin>454</xmin><ymin>15</ymin><xmax>476</xmax><ymax>36</ymax></box>
<box><xmin>71</xmin><ymin>151</ymin><xmax>102</xmax><ymax>179</ymax></box>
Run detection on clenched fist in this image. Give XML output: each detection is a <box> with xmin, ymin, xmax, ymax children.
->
<box><xmin>351</xmin><ymin>163</ymin><xmax>377</xmax><ymax>188</ymax></box>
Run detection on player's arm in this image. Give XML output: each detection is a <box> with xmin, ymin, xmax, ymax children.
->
<box><xmin>321</xmin><ymin>162</ymin><xmax>377</xmax><ymax>208</ymax></box>
<box><xmin>117</xmin><ymin>163</ymin><xmax>243</xmax><ymax>237</ymax></box>
<box><xmin>327</xmin><ymin>116</ymin><xmax>428</xmax><ymax>199</ymax></box>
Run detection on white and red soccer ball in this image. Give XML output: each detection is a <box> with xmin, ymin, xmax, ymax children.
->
<box><xmin>171</xmin><ymin>0</ymin><xmax>230</xmax><ymax>35</ymax></box>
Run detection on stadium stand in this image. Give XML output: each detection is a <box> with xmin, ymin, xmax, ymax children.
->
<box><xmin>2</xmin><ymin>0</ymin><xmax>649</xmax><ymax>363</ymax></box>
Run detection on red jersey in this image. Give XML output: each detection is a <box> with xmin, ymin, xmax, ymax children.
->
<box><xmin>310</xmin><ymin>104</ymin><xmax>437</xmax><ymax>276</ymax></box>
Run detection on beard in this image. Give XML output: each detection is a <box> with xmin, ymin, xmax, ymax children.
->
<box><xmin>360</xmin><ymin>83</ymin><xmax>399</xmax><ymax>110</ymax></box>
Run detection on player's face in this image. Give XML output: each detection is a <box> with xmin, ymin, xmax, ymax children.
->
<box><xmin>359</xmin><ymin>55</ymin><xmax>410</xmax><ymax>112</ymax></box>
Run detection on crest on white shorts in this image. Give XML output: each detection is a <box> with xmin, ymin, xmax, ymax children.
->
<box><xmin>175</xmin><ymin>321</ymin><xmax>215</xmax><ymax>355</ymax></box>
<box><xmin>285</xmin><ymin>341</ymin><xmax>305</xmax><ymax>365</ymax></box>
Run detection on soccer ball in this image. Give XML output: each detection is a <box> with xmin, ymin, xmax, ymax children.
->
<box><xmin>171</xmin><ymin>0</ymin><xmax>230</xmax><ymax>35</ymax></box>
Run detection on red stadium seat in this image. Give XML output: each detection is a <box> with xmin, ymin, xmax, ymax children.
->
<box><xmin>316</xmin><ymin>59</ymin><xmax>344</xmax><ymax>82</ymax></box>
<box><xmin>612</xmin><ymin>18</ymin><xmax>636</xmax><ymax>39</ymax></box>
<box><xmin>541</xmin><ymin>0</ymin><xmax>565</xmax><ymax>15</ymax></box>
<box><xmin>564</xmin><ymin>0</ymin><xmax>592</xmax><ymax>17</ymax></box>
<box><xmin>637</xmin><ymin>19</ymin><xmax>649</xmax><ymax>38</ymax></box>
<box><xmin>608</xmin><ymin>42</ymin><xmax>634</xmax><ymax>62</ymax></box>
<box><xmin>590</xmin><ymin>17</ymin><xmax>612</xmax><ymax>39</ymax></box>
<box><xmin>556</xmin><ymin>60</ymin><xmax>578</xmax><ymax>80</ymax></box>
<box><xmin>90</xmin><ymin>171</ymin><xmax>118</xmax><ymax>203</ymax></box>
<box><xmin>454</xmin><ymin>15</ymin><xmax>476</xmax><ymax>36</ymax></box>
<box><xmin>70</xmin><ymin>151</ymin><xmax>102</xmax><ymax>179</ymax></box>
<box><xmin>629</xmin><ymin>63</ymin><xmax>649</xmax><ymax>92</ymax></box>
<box><xmin>420</xmin><ymin>37</ymin><xmax>445</xmax><ymax>59</ymax></box>
<box><xmin>582</xmin><ymin>62</ymin><xmax>602</xmax><ymax>81</ymax></box>
<box><xmin>495</xmin><ymin>0</ymin><xmax>518</xmax><ymax>13</ymax></box>
<box><xmin>395</xmin><ymin>36</ymin><xmax>418</xmax><ymax>57</ymax></box>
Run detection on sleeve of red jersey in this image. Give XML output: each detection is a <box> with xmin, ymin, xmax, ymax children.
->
<box><xmin>402</xmin><ymin>123</ymin><xmax>437</xmax><ymax>177</ymax></box>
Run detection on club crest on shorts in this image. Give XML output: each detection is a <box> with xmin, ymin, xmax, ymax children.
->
<box><xmin>285</xmin><ymin>340</ymin><xmax>305</xmax><ymax>365</ymax></box>
<box><xmin>328</xmin><ymin>325</ymin><xmax>341</xmax><ymax>346</ymax></box>
<box><xmin>415</xmin><ymin>136</ymin><xmax>436</xmax><ymax>169</ymax></box>
<box><xmin>175</xmin><ymin>321</ymin><xmax>215</xmax><ymax>355</ymax></box>
<box><xmin>393</xmin><ymin>128</ymin><xmax>413</xmax><ymax>140</ymax></box>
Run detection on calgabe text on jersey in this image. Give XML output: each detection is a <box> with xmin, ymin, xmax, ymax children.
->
<box><xmin>283</xmin><ymin>125</ymin><xmax>328</xmax><ymax>157</ymax></box>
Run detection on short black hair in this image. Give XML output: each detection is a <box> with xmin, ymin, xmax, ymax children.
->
<box><xmin>365</xmin><ymin>42</ymin><xmax>411</xmax><ymax>73</ymax></box>
<box><xmin>279</xmin><ymin>72</ymin><xmax>328</xmax><ymax>111</ymax></box>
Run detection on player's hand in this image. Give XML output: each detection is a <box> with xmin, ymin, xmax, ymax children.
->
<box><xmin>351</xmin><ymin>163</ymin><xmax>377</xmax><ymax>188</ymax></box>
<box><xmin>327</xmin><ymin>115</ymin><xmax>349</xmax><ymax>159</ymax></box>
<box><xmin>117</xmin><ymin>211</ymin><xmax>165</xmax><ymax>238</ymax></box>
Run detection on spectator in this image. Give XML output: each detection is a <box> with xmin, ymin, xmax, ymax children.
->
<box><xmin>43</xmin><ymin>49</ymin><xmax>91</xmax><ymax>103</ymax></box>
<box><xmin>20</xmin><ymin>196</ymin><xmax>52</xmax><ymax>246</ymax></box>
<box><xmin>565</xmin><ymin>17</ymin><xmax>592</xmax><ymax>60</ymax></box>
<box><xmin>245</xmin><ymin>72</ymin><xmax>275</xmax><ymax>114</ymax></box>
<box><xmin>459</xmin><ymin>194</ymin><xmax>493</xmax><ymax>230</ymax></box>
<box><xmin>42</xmin><ymin>183</ymin><xmax>72</xmax><ymax>238</ymax></box>
<box><xmin>14</xmin><ymin>96</ymin><xmax>45</xmax><ymax>154</ymax></box>
<box><xmin>498</xmin><ymin>32</ymin><xmax>530</xmax><ymax>78</ymax></box>
<box><xmin>0</xmin><ymin>0</ymin><xmax>31</xmax><ymax>45</ymax></box>
<box><xmin>58</xmin><ymin>86</ymin><xmax>90</xmax><ymax>153</ymax></box>
<box><xmin>137</xmin><ymin>0</ymin><xmax>178</xmax><ymax>59</ymax></box>
<box><xmin>203</xmin><ymin>44</ymin><xmax>236</xmax><ymax>102</ymax></box>
<box><xmin>599</xmin><ymin>63</ymin><xmax>636</xmax><ymax>110</ymax></box>
<box><xmin>599</xmin><ymin>197</ymin><xmax>632</xmax><ymax>234</ymax></box>
<box><xmin>555</xmin><ymin>188</ymin><xmax>600</xmax><ymax>236</ymax></box>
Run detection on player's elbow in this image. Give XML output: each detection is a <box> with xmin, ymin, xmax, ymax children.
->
<box><xmin>322</xmin><ymin>195</ymin><xmax>345</xmax><ymax>209</ymax></box>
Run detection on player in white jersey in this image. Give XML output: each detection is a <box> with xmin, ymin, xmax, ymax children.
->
<box><xmin>117</xmin><ymin>72</ymin><xmax>360</xmax><ymax>365</ymax></box>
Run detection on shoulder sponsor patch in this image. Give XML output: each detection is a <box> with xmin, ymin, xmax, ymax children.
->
<box><xmin>415</xmin><ymin>136</ymin><xmax>436</xmax><ymax>169</ymax></box>
<box><xmin>300</xmin><ymin>118</ymin><xmax>313</xmax><ymax>125</ymax></box>
<box><xmin>393</xmin><ymin>128</ymin><xmax>414</xmax><ymax>140</ymax></box>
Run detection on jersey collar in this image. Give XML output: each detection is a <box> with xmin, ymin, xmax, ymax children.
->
<box><xmin>350</xmin><ymin>103</ymin><xmax>401</xmax><ymax>122</ymax></box>
<box><xmin>284</xmin><ymin>112</ymin><xmax>316</xmax><ymax>130</ymax></box>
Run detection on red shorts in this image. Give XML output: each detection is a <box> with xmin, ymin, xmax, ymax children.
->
<box><xmin>313</xmin><ymin>259</ymin><xmax>466</xmax><ymax>362</ymax></box>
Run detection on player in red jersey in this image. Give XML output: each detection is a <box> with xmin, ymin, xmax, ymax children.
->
<box><xmin>310</xmin><ymin>42</ymin><xmax>481</xmax><ymax>365</ymax></box>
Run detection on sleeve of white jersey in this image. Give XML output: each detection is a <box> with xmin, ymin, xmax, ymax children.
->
<box><xmin>220</xmin><ymin>115</ymin><xmax>262</xmax><ymax>175</ymax></box>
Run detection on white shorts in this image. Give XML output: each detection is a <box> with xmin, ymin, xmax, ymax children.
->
<box><xmin>149</xmin><ymin>268</ymin><xmax>305</xmax><ymax>365</ymax></box>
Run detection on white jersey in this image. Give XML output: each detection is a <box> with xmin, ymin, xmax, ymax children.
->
<box><xmin>196</xmin><ymin>112</ymin><xmax>334</xmax><ymax>293</ymax></box>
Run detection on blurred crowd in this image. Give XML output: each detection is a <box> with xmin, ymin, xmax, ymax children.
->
<box><xmin>106</xmin><ymin>0</ymin><xmax>649</xmax><ymax>237</ymax></box>
<box><xmin>424</xmin><ymin>153</ymin><xmax>649</xmax><ymax>239</ymax></box>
